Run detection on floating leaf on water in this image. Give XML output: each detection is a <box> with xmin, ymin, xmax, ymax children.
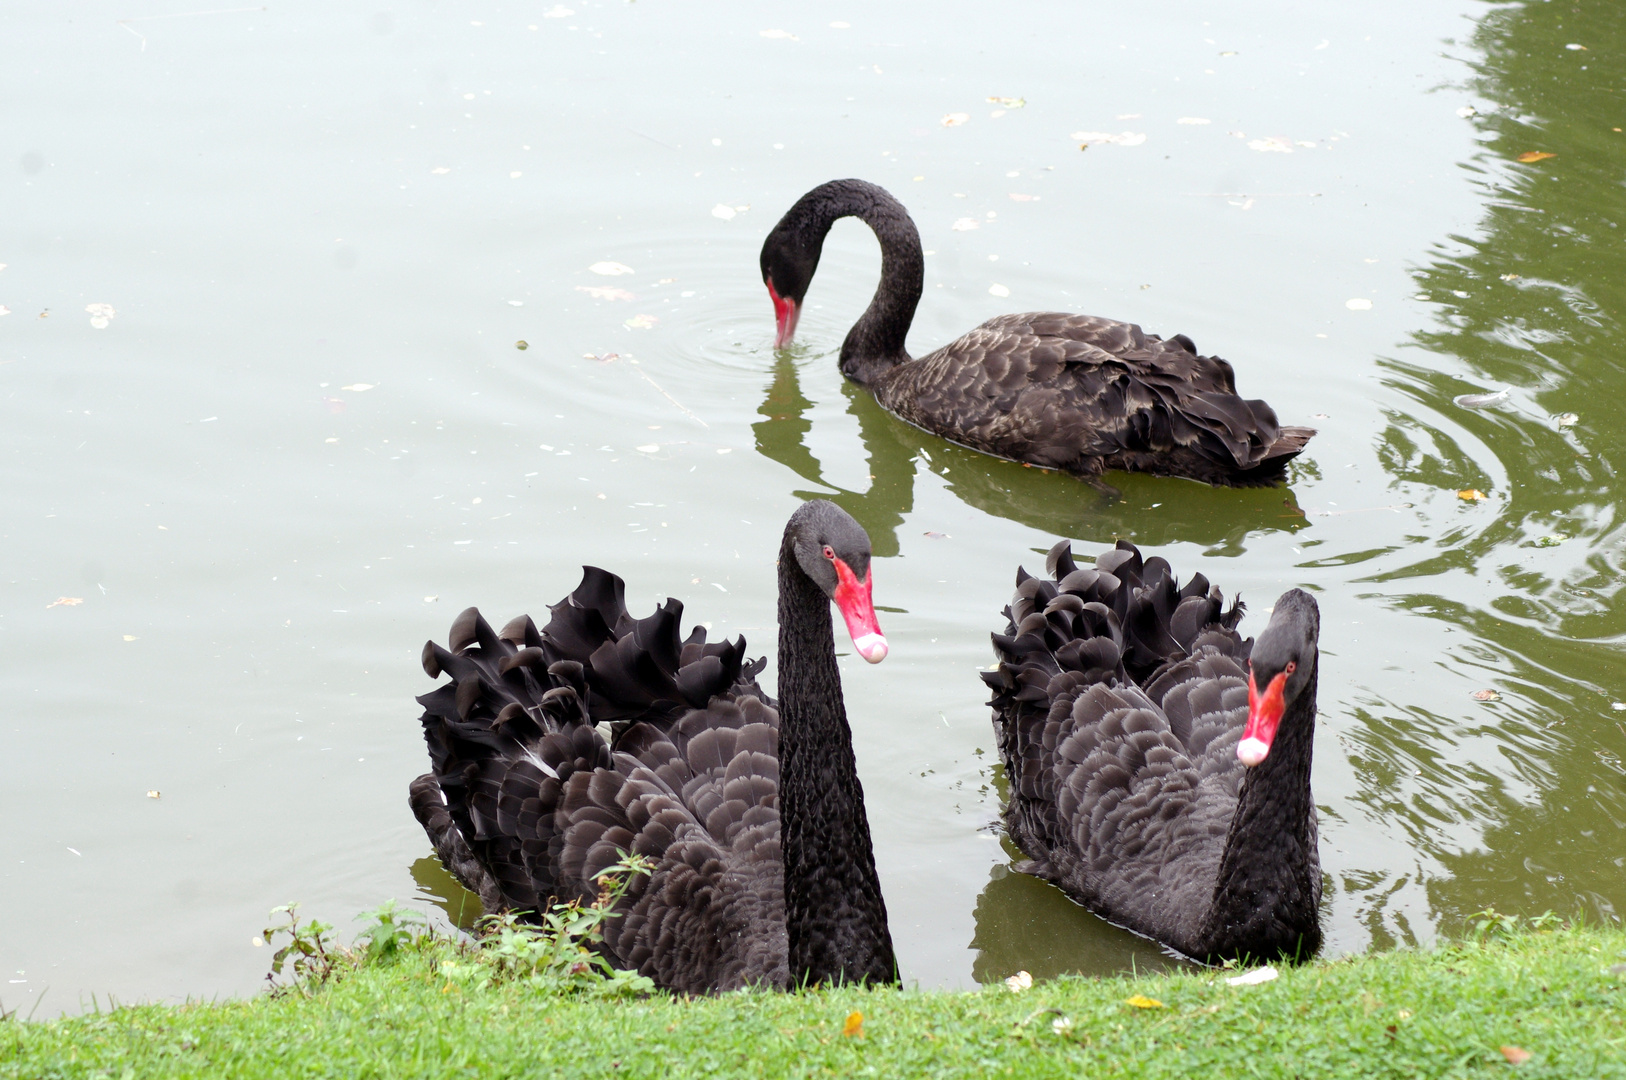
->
<box><xmin>147</xmin><ymin>790</ymin><xmax>161</xmax><ymax>799</ymax></box>
<box><xmin>1456</xmin><ymin>106</ymin><xmax>1478</xmax><ymax>118</ymax></box>
<box><xmin>989</xmin><ymin>283</ymin><xmax>1010</xmax><ymax>298</ymax></box>
<box><xmin>759</xmin><ymin>28</ymin><xmax>798</xmax><ymax>40</ymax></box>
<box><xmin>1564</xmin><ymin>43</ymin><xmax>1586</xmax><ymax>50</ymax></box>
<box><xmin>1177</xmin><ymin>117</ymin><xmax>1211</xmax><ymax>125</ymax></box>
<box><xmin>1534</xmin><ymin>534</ymin><xmax>1566</xmax><ymax>547</ymax></box>
<box><xmin>711</xmin><ymin>204</ymin><xmax>737</xmax><ymax>221</ymax></box>
<box><xmin>123</xmin><ymin>635</ymin><xmax>138</xmax><ymax>641</ymax></box>
<box><xmin>589</xmin><ymin>261</ymin><xmax>635</xmax><ymax>276</ymax></box>
<box><xmin>86</xmin><ymin>302</ymin><xmax>115</xmax><ymax>328</ymax></box>
<box><xmin>624</xmin><ymin>314</ymin><xmax>658</xmax><ymax>330</ymax></box>
<box><xmin>1516</xmin><ymin>151</ymin><xmax>1556</xmax><ymax>163</ymax></box>
<box><xmin>1248</xmin><ymin>136</ymin><xmax>1294</xmax><ymax>153</ymax></box>
<box><xmin>1226</xmin><ymin>966</ymin><xmax>1278</xmax><ymax>986</ymax></box>
<box><xmin>509</xmin><ymin>171</ymin><xmax>522</xmax><ymax>180</ymax></box>
<box><xmin>1555</xmin><ymin>412</ymin><xmax>1578</xmax><ymax>427</ymax></box>
<box><xmin>1611</xmin><ymin>702</ymin><xmax>1626</xmax><ymax>712</ymax></box>
<box><xmin>1073</xmin><ymin>130</ymin><xmax>1146</xmax><ymax>147</ymax></box>
<box><xmin>1005</xmin><ymin>970</ymin><xmax>1033</xmax><ymax>993</ymax></box>
<box><xmin>1345</xmin><ymin>298</ymin><xmax>1372</xmax><ymax>311</ymax></box>
<box><xmin>635</xmin><ymin>444</ymin><xmax>660</xmax><ymax>453</ymax></box>
<box><xmin>1472</xmin><ymin>689</ymin><xmax>1501</xmax><ymax>702</ymax></box>
<box><xmin>923</xmin><ymin>531</ymin><xmax>950</xmax><ymax>539</ymax></box>
<box><xmin>1453</xmin><ymin>389</ymin><xmax>1509</xmax><ymax>409</ymax></box>
<box><xmin>951</xmin><ymin>217</ymin><xmax>980</xmax><ymax>231</ymax></box>
<box><xmin>576</xmin><ymin>286</ymin><xmax>635</xmax><ymax>301</ymax></box>
<box><xmin>515</xmin><ymin>340</ymin><xmax>528</xmax><ymax>350</ymax></box>
<box><xmin>941</xmin><ymin>112</ymin><xmax>971</xmax><ymax>127</ymax></box>
<box><xmin>424</xmin><ymin>596</ymin><xmax>438</xmax><ymax>603</ymax></box>
<box><xmin>842</xmin><ymin>1011</ymin><xmax>863</xmax><ymax>1037</ymax></box>
<box><xmin>341</xmin><ymin>383</ymin><xmax>375</xmax><ymax>392</ymax></box>
<box><xmin>1124</xmin><ymin>994</ymin><xmax>1165</xmax><ymax>1009</ymax></box>
<box><xmin>46</xmin><ymin>597</ymin><xmax>84</xmax><ymax>609</ymax></box>
<box><xmin>1500</xmin><ymin>273</ymin><xmax>1521</xmax><ymax>281</ymax></box>
<box><xmin>1457</xmin><ymin>489</ymin><xmax>1487</xmax><ymax>501</ymax></box>
<box><xmin>1499</xmin><ymin>1046</ymin><xmax>1532</xmax><ymax>1065</ymax></box>
<box><xmin>986</xmin><ymin>96</ymin><xmax>1025</xmax><ymax>108</ymax></box>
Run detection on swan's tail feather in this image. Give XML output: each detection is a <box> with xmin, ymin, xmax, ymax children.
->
<box><xmin>987</xmin><ymin>540</ymin><xmax>1251</xmax><ymax>862</ymax></box>
<box><xmin>412</xmin><ymin>583</ymin><xmax>788</xmax><ymax>993</ymax></box>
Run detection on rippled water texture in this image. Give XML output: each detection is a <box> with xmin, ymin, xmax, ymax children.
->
<box><xmin>4</xmin><ymin>1</ymin><xmax>1623</xmax><ymax>1016</ymax></box>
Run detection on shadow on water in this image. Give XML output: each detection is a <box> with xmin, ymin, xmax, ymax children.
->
<box><xmin>753</xmin><ymin>350</ymin><xmax>1310</xmax><ymax>560</ymax></box>
<box><xmin>410</xmin><ymin>855</ymin><xmax>484</xmax><ymax>931</ymax></box>
<box><xmin>968</xmin><ymin>853</ymin><xmax>1190</xmax><ymax>985</ymax></box>
<box><xmin>1346</xmin><ymin>0</ymin><xmax>1626</xmax><ymax>938</ymax></box>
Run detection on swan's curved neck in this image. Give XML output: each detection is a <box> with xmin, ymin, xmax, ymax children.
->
<box><xmin>800</xmin><ymin>181</ymin><xmax>923</xmax><ymax>386</ymax></box>
<box><xmin>776</xmin><ymin>537</ymin><xmax>896</xmax><ymax>986</ymax></box>
<box><xmin>1199</xmin><ymin>659</ymin><xmax>1322</xmax><ymax>960</ymax></box>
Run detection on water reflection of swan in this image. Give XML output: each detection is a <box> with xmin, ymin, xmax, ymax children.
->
<box><xmin>761</xmin><ymin>179</ymin><xmax>1316</xmax><ymax>488</ymax></box>
<box><xmin>753</xmin><ymin>351</ymin><xmax>1309</xmax><ymax>560</ymax></box>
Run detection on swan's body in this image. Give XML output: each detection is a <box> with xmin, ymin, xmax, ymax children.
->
<box><xmin>761</xmin><ymin>180</ymin><xmax>1315</xmax><ymax>488</ymax></box>
<box><xmin>410</xmin><ymin>501</ymin><xmax>896</xmax><ymax>992</ymax></box>
<box><xmin>984</xmin><ymin>540</ymin><xmax>1322</xmax><ymax>962</ymax></box>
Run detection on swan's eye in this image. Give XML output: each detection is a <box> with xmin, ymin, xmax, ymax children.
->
<box><xmin>822</xmin><ymin>545</ymin><xmax>835</xmax><ymax>559</ymax></box>
<box><xmin>1284</xmin><ymin>660</ymin><xmax>1297</xmax><ymax>674</ymax></box>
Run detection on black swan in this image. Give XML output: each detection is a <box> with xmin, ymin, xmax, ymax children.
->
<box><xmin>760</xmin><ymin>179</ymin><xmax>1315</xmax><ymax>488</ymax></box>
<box><xmin>983</xmin><ymin>539</ymin><xmax>1322</xmax><ymax>962</ymax></box>
<box><xmin>409</xmin><ymin>500</ymin><xmax>897</xmax><ymax>992</ymax></box>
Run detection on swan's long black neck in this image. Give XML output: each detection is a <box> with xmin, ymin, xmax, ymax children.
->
<box><xmin>790</xmin><ymin>180</ymin><xmax>923</xmax><ymax>387</ymax></box>
<box><xmin>776</xmin><ymin>535</ymin><xmax>897</xmax><ymax>987</ymax></box>
<box><xmin>1198</xmin><ymin>659</ymin><xmax>1322</xmax><ymax>961</ymax></box>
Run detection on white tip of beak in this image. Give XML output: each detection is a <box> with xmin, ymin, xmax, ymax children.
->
<box><xmin>852</xmin><ymin>633</ymin><xmax>888</xmax><ymax>664</ymax></box>
<box><xmin>1237</xmin><ymin>737</ymin><xmax>1270</xmax><ymax>767</ymax></box>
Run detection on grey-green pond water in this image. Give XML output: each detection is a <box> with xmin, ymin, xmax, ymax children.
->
<box><xmin>4</xmin><ymin>0</ymin><xmax>1624</xmax><ymax>1016</ymax></box>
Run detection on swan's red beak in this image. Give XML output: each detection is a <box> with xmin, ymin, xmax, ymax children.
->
<box><xmin>1239</xmin><ymin>669</ymin><xmax>1288</xmax><ymax>767</ymax></box>
<box><xmin>768</xmin><ymin>278</ymin><xmax>801</xmax><ymax>348</ymax></box>
<box><xmin>831</xmin><ymin>556</ymin><xmax>887</xmax><ymax>664</ymax></box>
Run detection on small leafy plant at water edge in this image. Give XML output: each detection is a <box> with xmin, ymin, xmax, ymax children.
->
<box><xmin>262</xmin><ymin>852</ymin><xmax>655</xmax><ymax>999</ymax></box>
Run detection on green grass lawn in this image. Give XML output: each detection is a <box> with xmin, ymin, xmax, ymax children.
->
<box><xmin>4</xmin><ymin>922</ymin><xmax>1623</xmax><ymax>1079</ymax></box>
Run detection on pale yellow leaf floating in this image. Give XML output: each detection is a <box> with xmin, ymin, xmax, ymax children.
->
<box><xmin>576</xmin><ymin>286</ymin><xmax>634</xmax><ymax>301</ymax></box>
<box><xmin>341</xmin><ymin>383</ymin><xmax>375</xmax><ymax>392</ymax></box>
<box><xmin>589</xmin><ymin>261</ymin><xmax>635</xmax><ymax>276</ymax></box>
<box><xmin>1457</xmin><ymin>489</ymin><xmax>1487</xmax><ymax>501</ymax></box>
<box><xmin>1516</xmin><ymin>151</ymin><xmax>1556</xmax><ymax>163</ymax></box>
<box><xmin>46</xmin><ymin>597</ymin><xmax>84</xmax><ymax>609</ymax></box>
<box><xmin>941</xmin><ymin>112</ymin><xmax>970</xmax><ymax>127</ymax></box>
<box><xmin>624</xmin><ymin>314</ymin><xmax>658</xmax><ymax>330</ymax></box>
<box><xmin>1124</xmin><ymin>994</ymin><xmax>1165</xmax><ymax>1009</ymax></box>
<box><xmin>842</xmin><ymin>1010</ymin><xmax>864</xmax><ymax>1037</ymax></box>
<box><xmin>1004</xmin><ymin>970</ymin><xmax>1033</xmax><ymax>992</ymax></box>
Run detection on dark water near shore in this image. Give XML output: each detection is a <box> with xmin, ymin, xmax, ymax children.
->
<box><xmin>3</xmin><ymin>0</ymin><xmax>1624</xmax><ymax>1016</ymax></box>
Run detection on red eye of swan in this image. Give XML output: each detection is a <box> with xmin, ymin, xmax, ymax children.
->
<box><xmin>822</xmin><ymin>545</ymin><xmax>835</xmax><ymax>559</ymax></box>
<box><xmin>1285</xmin><ymin>661</ymin><xmax>1297</xmax><ymax>674</ymax></box>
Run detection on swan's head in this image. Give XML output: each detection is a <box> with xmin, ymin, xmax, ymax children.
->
<box><xmin>1239</xmin><ymin>589</ymin><xmax>1319</xmax><ymax>767</ymax></box>
<box><xmin>786</xmin><ymin>500</ymin><xmax>887</xmax><ymax>663</ymax></box>
<box><xmin>760</xmin><ymin>211</ymin><xmax>823</xmax><ymax>348</ymax></box>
